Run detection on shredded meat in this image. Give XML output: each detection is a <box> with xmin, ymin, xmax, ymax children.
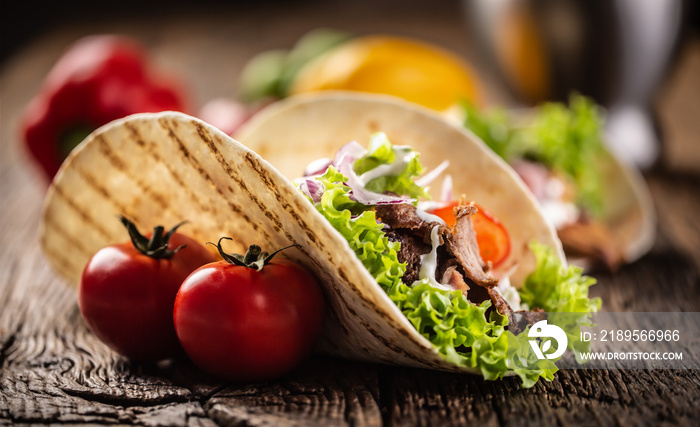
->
<box><xmin>558</xmin><ymin>219</ymin><xmax>624</xmax><ymax>272</ymax></box>
<box><xmin>446</xmin><ymin>204</ymin><xmax>499</xmax><ymax>288</ymax></box>
<box><xmin>486</xmin><ymin>287</ymin><xmax>545</xmax><ymax>333</ymax></box>
<box><xmin>384</xmin><ymin>229</ymin><xmax>431</xmax><ymax>284</ymax></box>
<box><xmin>440</xmin><ymin>265</ymin><xmax>470</xmax><ymax>294</ymax></box>
<box><xmin>435</xmin><ymin>248</ymin><xmax>458</xmax><ymax>280</ymax></box>
<box><xmin>377</xmin><ymin>200</ymin><xmax>528</xmax><ymax>328</ymax></box>
<box><xmin>377</xmin><ymin>202</ymin><xmax>446</xmax><ymax>284</ymax></box>
<box><xmin>375</xmin><ymin>203</ymin><xmax>448</xmax><ymax>244</ymax></box>
<box><xmin>510</xmin><ymin>309</ymin><xmax>547</xmax><ymax>335</ymax></box>
<box><xmin>487</xmin><ymin>286</ymin><xmax>515</xmax><ymax>320</ymax></box>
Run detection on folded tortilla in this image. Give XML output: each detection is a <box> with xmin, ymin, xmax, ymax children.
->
<box><xmin>453</xmin><ymin>102</ymin><xmax>656</xmax><ymax>270</ymax></box>
<box><xmin>40</xmin><ymin>96</ymin><xmax>563</xmax><ymax>373</ymax></box>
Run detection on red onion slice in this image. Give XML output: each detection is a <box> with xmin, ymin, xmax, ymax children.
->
<box><xmin>416</xmin><ymin>160</ymin><xmax>449</xmax><ymax>188</ymax></box>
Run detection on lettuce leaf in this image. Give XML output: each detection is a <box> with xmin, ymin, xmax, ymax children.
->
<box><xmin>461</xmin><ymin>94</ymin><xmax>606</xmax><ymax>216</ymax></box>
<box><xmin>519</xmin><ymin>241</ymin><xmax>602</xmax><ymax>361</ymax></box>
<box><xmin>461</xmin><ymin>103</ymin><xmax>514</xmax><ymax>160</ymax></box>
<box><xmin>388</xmin><ymin>280</ymin><xmax>512</xmax><ymax>379</ymax></box>
<box><xmin>313</xmin><ymin>166</ymin><xmax>406</xmax><ymax>292</ymax></box>
<box><xmin>304</xmin><ymin>140</ymin><xmax>600</xmax><ymax>388</ymax></box>
<box><xmin>353</xmin><ymin>133</ymin><xmax>428</xmax><ymax>199</ymax></box>
<box><xmin>519</xmin><ymin>242</ymin><xmax>601</xmax><ymax>314</ymax></box>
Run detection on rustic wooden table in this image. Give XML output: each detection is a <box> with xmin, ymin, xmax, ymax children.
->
<box><xmin>2</xmin><ymin>2</ymin><xmax>700</xmax><ymax>425</ymax></box>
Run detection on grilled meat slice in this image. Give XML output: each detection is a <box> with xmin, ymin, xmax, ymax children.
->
<box><xmin>558</xmin><ymin>219</ymin><xmax>624</xmax><ymax>272</ymax></box>
<box><xmin>384</xmin><ymin>228</ymin><xmax>431</xmax><ymax>285</ymax></box>
<box><xmin>446</xmin><ymin>204</ymin><xmax>499</xmax><ymax>288</ymax></box>
<box><xmin>440</xmin><ymin>265</ymin><xmax>470</xmax><ymax>294</ymax></box>
<box><xmin>375</xmin><ymin>202</ymin><xmax>448</xmax><ymax>244</ymax></box>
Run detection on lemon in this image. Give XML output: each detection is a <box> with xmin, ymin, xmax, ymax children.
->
<box><xmin>288</xmin><ymin>36</ymin><xmax>482</xmax><ymax>111</ymax></box>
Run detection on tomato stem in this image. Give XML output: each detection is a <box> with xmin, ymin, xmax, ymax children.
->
<box><xmin>209</xmin><ymin>237</ymin><xmax>297</xmax><ymax>271</ymax></box>
<box><xmin>119</xmin><ymin>216</ymin><xmax>187</xmax><ymax>259</ymax></box>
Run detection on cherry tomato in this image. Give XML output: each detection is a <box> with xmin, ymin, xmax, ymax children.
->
<box><xmin>173</xmin><ymin>239</ymin><xmax>325</xmax><ymax>382</ymax></box>
<box><xmin>79</xmin><ymin>217</ymin><xmax>215</xmax><ymax>361</ymax></box>
<box><xmin>430</xmin><ymin>201</ymin><xmax>511</xmax><ymax>267</ymax></box>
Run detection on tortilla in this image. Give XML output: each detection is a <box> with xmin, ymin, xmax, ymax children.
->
<box><xmin>235</xmin><ymin>92</ymin><xmax>566</xmax><ymax>285</ymax></box>
<box><xmin>40</xmin><ymin>101</ymin><xmax>562</xmax><ymax>374</ymax></box>
<box><xmin>453</xmin><ymin>104</ymin><xmax>656</xmax><ymax>269</ymax></box>
<box><xmin>236</xmin><ymin>92</ymin><xmax>655</xmax><ymax>269</ymax></box>
<box><xmin>595</xmin><ymin>147</ymin><xmax>656</xmax><ymax>264</ymax></box>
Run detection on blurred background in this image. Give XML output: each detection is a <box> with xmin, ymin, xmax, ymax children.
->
<box><xmin>1</xmin><ymin>0</ymin><xmax>698</xmax><ymax>170</ymax></box>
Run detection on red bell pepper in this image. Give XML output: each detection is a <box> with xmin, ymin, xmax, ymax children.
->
<box><xmin>20</xmin><ymin>35</ymin><xmax>188</xmax><ymax>180</ymax></box>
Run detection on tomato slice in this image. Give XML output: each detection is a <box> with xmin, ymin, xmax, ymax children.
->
<box><xmin>429</xmin><ymin>201</ymin><xmax>511</xmax><ymax>267</ymax></box>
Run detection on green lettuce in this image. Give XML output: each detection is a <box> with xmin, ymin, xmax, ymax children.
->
<box><xmin>313</xmin><ymin>166</ymin><xmax>406</xmax><ymax>292</ymax></box>
<box><xmin>462</xmin><ymin>94</ymin><xmax>606</xmax><ymax>216</ymax></box>
<box><xmin>519</xmin><ymin>242</ymin><xmax>601</xmax><ymax>314</ymax></box>
<box><xmin>353</xmin><ymin>133</ymin><xmax>428</xmax><ymax>199</ymax></box>
<box><xmin>519</xmin><ymin>242</ymin><xmax>602</xmax><ymax>362</ymax></box>
<box><xmin>303</xmin><ymin>137</ymin><xmax>600</xmax><ymax>387</ymax></box>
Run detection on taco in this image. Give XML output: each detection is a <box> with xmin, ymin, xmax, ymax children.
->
<box><xmin>456</xmin><ymin>95</ymin><xmax>656</xmax><ymax>271</ymax></box>
<box><xmin>234</xmin><ymin>92</ymin><xmax>600</xmax><ymax>383</ymax></box>
<box><xmin>41</xmin><ymin>96</ymin><xmax>598</xmax><ymax>388</ymax></box>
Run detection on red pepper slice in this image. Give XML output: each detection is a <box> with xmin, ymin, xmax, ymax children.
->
<box><xmin>429</xmin><ymin>201</ymin><xmax>511</xmax><ymax>267</ymax></box>
<box><xmin>20</xmin><ymin>35</ymin><xmax>189</xmax><ymax>180</ymax></box>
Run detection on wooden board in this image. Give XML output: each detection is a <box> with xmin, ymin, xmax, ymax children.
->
<box><xmin>2</xmin><ymin>3</ymin><xmax>700</xmax><ymax>425</ymax></box>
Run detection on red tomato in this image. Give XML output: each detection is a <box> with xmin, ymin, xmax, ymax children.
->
<box><xmin>429</xmin><ymin>201</ymin><xmax>511</xmax><ymax>267</ymax></box>
<box><xmin>79</xmin><ymin>217</ymin><xmax>215</xmax><ymax>361</ymax></box>
<box><xmin>173</xmin><ymin>241</ymin><xmax>325</xmax><ymax>382</ymax></box>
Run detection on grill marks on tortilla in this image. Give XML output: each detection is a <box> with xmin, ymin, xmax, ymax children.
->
<box><xmin>95</xmin><ymin>134</ymin><xmax>169</xmax><ymax>212</ymax></box>
<box><xmin>155</xmin><ymin>118</ymin><xmax>275</xmax><ymax>244</ymax></box>
<box><xmin>125</xmin><ymin>122</ymin><xmax>214</xmax><ymax>217</ymax></box>
<box><xmin>42</xmin><ymin>207</ymin><xmax>92</xmax><ymax>257</ymax></box>
<box><xmin>329</xmin><ymin>275</ymin><xmax>430</xmax><ymax>365</ymax></box>
<box><xmin>191</xmin><ymin>124</ymin><xmax>429</xmax><ymax>358</ymax></box>
<box><xmin>153</xmin><ymin>119</ymin><xmax>254</xmax><ymax>225</ymax></box>
<box><xmin>76</xmin><ymin>167</ymin><xmax>136</xmax><ymax>221</ymax></box>
<box><xmin>190</xmin><ymin>121</ymin><xmax>335</xmax><ymax>278</ymax></box>
<box><xmin>51</xmin><ymin>185</ymin><xmax>112</xmax><ymax>241</ymax></box>
<box><xmin>42</xmin><ymin>244</ymin><xmax>80</xmax><ymax>282</ymax></box>
<box><xmin>244</xmin><ymin>152</ymin><xmax>321</xmax><ymax>246</ymax></box>
<box><xmin>193</xmin><ymin>121</ymin><xmax>287</xmax><ymax>243</ymax></box>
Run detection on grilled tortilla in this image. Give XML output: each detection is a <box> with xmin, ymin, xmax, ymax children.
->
<box><xmin>40</xmin><ymin>99</ymin><xmax>569</xmax><ymax>378</ymax></box>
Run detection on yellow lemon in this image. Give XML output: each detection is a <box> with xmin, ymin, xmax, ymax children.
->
<box><xmin>289</xmin><ymin>36</ymin><xmax>482</xmax><ymax>111</ymax></box>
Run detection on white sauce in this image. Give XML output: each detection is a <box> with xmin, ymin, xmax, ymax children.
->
<box><xmin>416</xmin><ymin>226</ymin><xmax>453</xmax><ymax>291</ymax></box>
<box><xmin>496</xmin><ymin>277</ymin><xmax>522</xmax><ymax>311</ymax></box>
<box><xmin>358</xmin><ymin>146</ymin><xmax>416</xmax><ymax>185</ymax></box>
<box><xmin>416</xmin><ymin>208</ymin><xmax>446</xmax><ymax>225</ymax></box>
<box><xmin>411</xmin><ymin>226</ymin><xmax>520</xmax><ymax>303</ymax></box>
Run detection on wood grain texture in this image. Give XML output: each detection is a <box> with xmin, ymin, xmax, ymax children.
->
<box><xmin>2</xmin><ymin>4</ymin><xmax>700</xmax><ymax>426</ymax></box>
<box><xmin>2</xmin><ymin>128</ymin><xmax>699</xmax><ymax>427</ymax></box>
